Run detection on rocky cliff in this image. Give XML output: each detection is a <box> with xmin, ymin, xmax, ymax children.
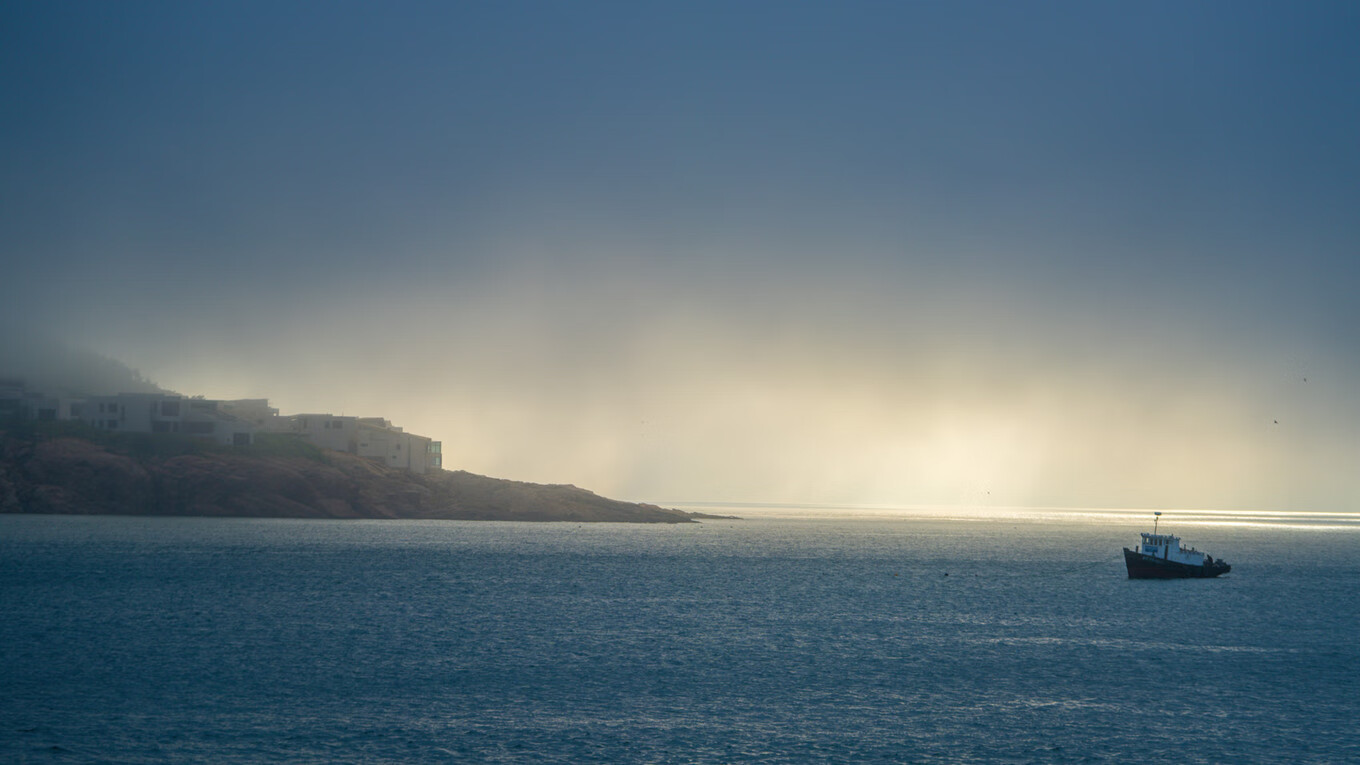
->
<box><xmin>0</xmin><ymin>429</ymin><xmax>701</xmax><ymax>523</ymax></box>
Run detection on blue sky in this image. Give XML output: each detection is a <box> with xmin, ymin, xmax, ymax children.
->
<box><xmin>3</xmin><ymin>1</ymin><xmax>1358</xmax><ymax>510</ymax></box>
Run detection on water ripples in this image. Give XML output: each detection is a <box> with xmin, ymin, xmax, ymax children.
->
<box><xmin>1</xmin><ymin>514</ymin><xmax>1356</xmax><ymax>763</ymax></box>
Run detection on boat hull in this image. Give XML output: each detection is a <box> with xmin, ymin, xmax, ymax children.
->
<box><xmin>1123</xmin><ymin>548</ymin><xmax>1230</xmax><ymax>579</ymax></box>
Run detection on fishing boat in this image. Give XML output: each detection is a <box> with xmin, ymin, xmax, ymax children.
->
<box><xmin>1123</xmin><ymin>512</ymin><xmax>1230</xmax><ymax>579</ymax></box>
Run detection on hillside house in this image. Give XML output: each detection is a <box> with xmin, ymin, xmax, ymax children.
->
<box><xmin>270</xmin><ymin>414</ymin><xmax>442</xmax><ymax>474</ymax></box>
<box><xmin>81</xmin><ymin>393</ymin><xmax>260</xmax><ymax>447</ymax></box>
<box><xmin>3</xmin><ymin>379</ymin><xmax>441</xmax><ymax>473</ymax></box>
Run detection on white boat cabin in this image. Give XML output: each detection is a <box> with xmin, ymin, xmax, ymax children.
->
<box><xmin>1138</xmin><ymin>533</ymin><xmax>1209</xmax><ymax>566</ymax></box>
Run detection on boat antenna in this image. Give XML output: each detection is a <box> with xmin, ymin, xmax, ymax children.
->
<box><xmin>1154</xmin><ymin>511</ymin><xmax>1162</xmax><ymax>535</ymax></box>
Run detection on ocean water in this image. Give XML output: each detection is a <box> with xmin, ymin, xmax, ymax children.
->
<box><xmin>2</xmin><ymin>509</ymin><xmax>1357</xmax><ymax>764</ymax></box>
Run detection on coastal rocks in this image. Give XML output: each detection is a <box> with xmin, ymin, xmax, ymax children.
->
<box><xmin>421</xmin><ymin>470</ymin><xmax>692</xmax><ymax>523</ymax></box>
<box><xmin>17</xmin><ymin>437</ymin><xmax>155</xmax><ymax>515</ymax></box>
<box><xmin>0</xmin><ymin>430</ymin><xmax>697</xmax><ymax>523</ymax></box>
<box><xmin>151</xmin><ymin>453</ymin><xmax>358</xmax><ymax>518</ymax></box>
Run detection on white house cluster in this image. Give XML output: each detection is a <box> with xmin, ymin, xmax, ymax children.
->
<box><xmin>0</xmin><ymin>379</ymin><xmax>442</xmax><ymax>474</ymax></box>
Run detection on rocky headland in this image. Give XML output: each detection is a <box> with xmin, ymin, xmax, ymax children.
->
<box><xmin>0</xmin><ymin>426</ymin><xmax>712</xmax><ymax>523</ymax></box>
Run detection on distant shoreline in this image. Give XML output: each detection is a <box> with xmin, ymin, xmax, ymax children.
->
<box><xmin>0</xmin><ymin>426</ymin><xmax>721</xmax><ymax>524</ymax></box>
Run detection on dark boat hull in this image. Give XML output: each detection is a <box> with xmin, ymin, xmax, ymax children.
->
<box><xmin>1123</xmin><ymin>548</ymin><xmax>1230</xmax><ymax>579</ymax></box>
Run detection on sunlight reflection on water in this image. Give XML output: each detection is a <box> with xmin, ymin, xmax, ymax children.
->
<box><xmin>675</xmin><ymin>503</ymin><xmax>1360</xmax><ymax>530</ymax></box>
<box><xmin>3</xmin><ymin>511</ymin><xmax>1357</xmax><ymax>763</ymax></box>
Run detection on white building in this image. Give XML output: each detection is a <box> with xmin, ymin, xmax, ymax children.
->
<box><xmin>4</xmin><ymin>379</ymin><xmax>441</xmax><ymax>471</ymax></box>
<box><xmin>0</xmin><ymin>378</ymin><xmax>84</xmax><ymax>422</ymax></box>
<box><xmin>80</xmin><ymin>393</ymin><xmax>257</xmax><ymax>447</ymax></box>
<box><xmin>272</xmin><ymin>414</ymin><xmax>441</xmax><ymax>474</ymax></box>
<box><xmin>218</xmin><ymin>399</ymin><xmax>279</xmax><ymax>427</ymax></box>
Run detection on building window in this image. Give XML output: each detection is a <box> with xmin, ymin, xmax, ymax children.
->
<box><xmin>161</xmin><ymin>401</ymin><xmax>180</xmax><ymax>417</ymax></box>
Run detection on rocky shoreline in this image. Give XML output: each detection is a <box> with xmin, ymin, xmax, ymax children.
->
<box><xmin>0</xmin><ymin>429</ymin><xmax>717</xmax><ymax>523</ymax></box>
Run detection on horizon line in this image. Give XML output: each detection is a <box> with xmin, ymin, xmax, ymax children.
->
<box><xmin>662</xmin><ymin>501</ymin><xmax>1360</xmax><ymax>517</ymax></box>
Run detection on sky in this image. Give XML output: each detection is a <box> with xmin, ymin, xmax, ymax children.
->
<box><xmin>2</xmin><ymin>1</ymin><xmax>1358</xmax><ymax>512</ymax></box>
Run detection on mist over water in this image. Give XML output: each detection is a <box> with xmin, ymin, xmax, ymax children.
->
<box><xmin>5</xmin><ymin>4</ymin><xmax>1357</xmax><ymax>757</ymax></box>
<box><xmin>4</xmin><ymin>2</ymin><xmax>1359</xmax><ymax>514</ymax></box>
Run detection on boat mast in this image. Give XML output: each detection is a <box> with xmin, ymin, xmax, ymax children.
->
<box><xmin>1154</xmin><ymin>511</ymin><xmax>1162</xmax><ymax>535</ymax></box>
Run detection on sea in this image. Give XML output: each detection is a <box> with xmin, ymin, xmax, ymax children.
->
<box><xmin>2</xmin><ymin>506</ymin><xmax>1357</xmax><ymax>764</ymax></box>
